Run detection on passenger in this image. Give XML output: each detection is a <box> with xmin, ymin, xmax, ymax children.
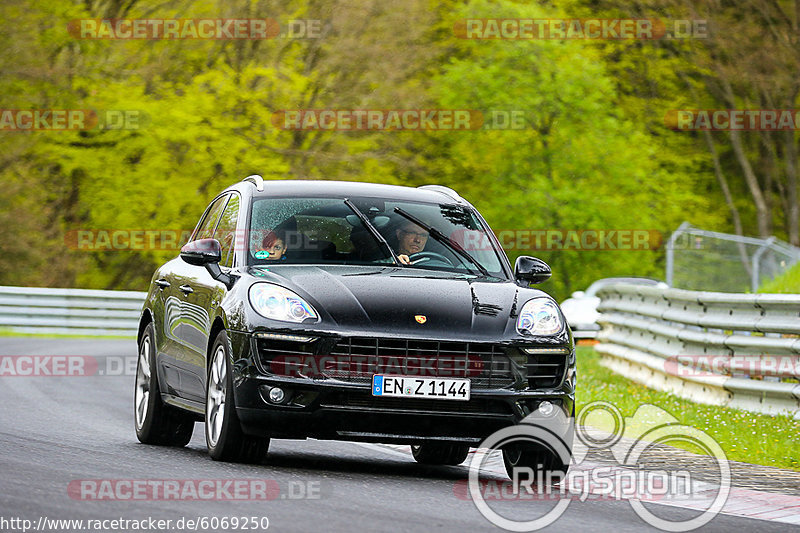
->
<box><xmin>255</xmin><ymin>230</ymin><xmax>287</xmax><ymax>261</ymax></box>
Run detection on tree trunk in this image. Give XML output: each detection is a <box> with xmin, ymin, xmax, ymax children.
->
<box><xmin>785</xmin><ymin>129</ymin><xmax>800</xmax><ymax>245</ymax></box>
<box><xmin>703</xmin><ymin>128</ymin><xmax>752</xmax><ymax>275</ymax></box>
<box><xmin>729</xmin><ymin>127</ymin><xmax>772</xmax><ymax>237</ymax></box>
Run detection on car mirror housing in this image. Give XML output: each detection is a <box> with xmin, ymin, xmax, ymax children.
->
<box><xmin>571</xmin><ymin>290</ymin><xmax>585</xmax><ymax>299</ymax></box>
<box><xmin>514</xmin><ymin>256</ymin><xmax>551</xmax><ymax>284</ymax></box>
<box><xmin>180</xmin><ymin>238</ymin><xmax>222</xmax><ymax>266</ymax></box>
<box><xmin>180</xmin><ymin>238</ymin><xmax>234</xmax><ymax>289</ymax></box>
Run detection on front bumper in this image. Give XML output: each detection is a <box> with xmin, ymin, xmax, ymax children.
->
<box><xmin>229</xmin><ymin>330</ymin><xmax>575</xmax><ymax>445</ymax></box>
<box><xmin>234</xmin><ymin>376</ymin><xmax>573</xmax><ymax>445</ymax></box>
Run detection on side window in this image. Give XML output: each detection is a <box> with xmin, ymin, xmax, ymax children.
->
<box><xmin>193</xmin><ymin>195</ymin><xmax>229</xmax><ymax>241</ymax></box>
<box><xmin>215</xmin><ymin>194</ymin><xmax>240</xmax><ymax>268</ymax></box>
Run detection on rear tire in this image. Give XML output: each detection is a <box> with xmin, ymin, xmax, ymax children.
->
<box><xmin>411</xmin><ymin>442</ymin><xmax>470</xmax><ymax>465</ymax></box>
<box><xmin>205</xmin><ymin>330</ymin><xmax>269</xmax><ymax>463</ymax></box>
<box><xmin>134</xmin><ymin>323</ymin><xmax>194</xmax><ymax>446</ymax></box>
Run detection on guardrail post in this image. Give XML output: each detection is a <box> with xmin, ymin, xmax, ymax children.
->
<box><xmin>751</xmin><ymin>236</ymin><xmax>776</xmax><ymax>293</ymax></box>
<box><xmin>665</xmin><ymin>222</ymin><xmax>692</xmax><ymax>287</ymax></box>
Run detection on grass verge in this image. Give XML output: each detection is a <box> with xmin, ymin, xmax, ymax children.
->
<box><xmin>759</xmin><ymin>261</ymin><xmax>800</xmax><ymax>293</ymax></box>
<box><xmin>576</xmin><ymin>346</ymin><xmax>800</xmax><ymax>471</ymax></box>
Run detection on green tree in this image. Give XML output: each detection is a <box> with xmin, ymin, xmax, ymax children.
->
<box><xmin>426</xmin><ymin>0</ymin><xmax>717</xmax><ymax>298</ymax></box>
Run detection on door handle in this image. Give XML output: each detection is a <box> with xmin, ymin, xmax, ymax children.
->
<box><xmin>179</xmin><ymin>284</ymin><xmax>194</xmax><ymax>295</ymax></box>
<box><xmin>155</xmin><ymin>279</ymin><xmax>170</xmax><ymax>289</ymax></box>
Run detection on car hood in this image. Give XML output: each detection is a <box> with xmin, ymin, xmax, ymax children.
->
<box><xmin>244</xmin><ymin>265</ymin><xmax>554</xmax><ymax>340</ymax></box>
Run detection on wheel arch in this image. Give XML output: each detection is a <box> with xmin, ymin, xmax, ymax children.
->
<box><xmin>207</xmin><ymin>314</ymin><xmax>228</xmax><ymax>372</ymax></box>
<box><xmin>138</xmin><ymin>309</ymin><xmax>154</xmax><ymax>345</ymax></box>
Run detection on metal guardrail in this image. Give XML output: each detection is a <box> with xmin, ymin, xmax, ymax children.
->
<box><xmin>595</xmin><ymin>282</ymin><xmax>800</xmax><ymax>419</ymax></box>
<box><xmin>0</xmin><ymin>285</ymin><xmax>145</xmax><ymax>337</ymax></box>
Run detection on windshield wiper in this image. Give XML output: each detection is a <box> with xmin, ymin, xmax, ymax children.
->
<box><xmin>343</xmin><ymin>198</ymin><xmax>401</xmax><ymax>266</ymax></box>
<box><xmin>393</xmin><ymin>207</ymin><xmax>490</xmax><ymax>277</ymax></box>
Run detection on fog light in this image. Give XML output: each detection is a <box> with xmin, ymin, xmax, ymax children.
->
<box><xmin>538</xmin><ymin>400</ymin><xmax>554</xmax><ymax>416</ymax></box>
<box><xmin>268</xmin><ymin>387</ymin><xmax>285</xmax><ymax>404</ymax></box>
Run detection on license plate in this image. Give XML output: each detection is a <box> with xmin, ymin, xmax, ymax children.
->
<box><xmin>372</xmin><ymin>375</ymin><xmax>470</xmax><ymax>401</ymax></box>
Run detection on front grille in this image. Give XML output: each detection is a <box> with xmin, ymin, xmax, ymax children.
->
<box><xmin>256</xmin><ymin>336</ymin><xmax>515</xmax><ymax>390</ymax></box>
<box><xmin>526</xmin><ymin>353</ymin><xmax>567</xmax><ymax>389</ymax></box>
<box><xmin>321</xmin><ymin>392</ymin><xmax>513</xmax><ymax>415</ymax></box>
<box><xmin>256</xmin><ymin>335</ymin><xmax>567</xmax><ymax>390</ymax></box>
<box><xmin>326</xmin><ymin>337</ymin><xmax>514</xmax><ymax>390</ymax></box>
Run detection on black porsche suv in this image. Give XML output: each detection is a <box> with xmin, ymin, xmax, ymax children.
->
<box><xmin>134</xmin><ymin>176</ymin><xmax>575</xmax><ymax>475</ymax></box>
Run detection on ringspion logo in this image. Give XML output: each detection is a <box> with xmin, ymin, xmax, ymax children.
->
<box><xmin>466</xmin><ymin>402</ymin><xmax>730</xmax><ymax>531</ymax></box>
<box><xmin>455</xmin><ymin>469</ymin><xmax>692</xmax><ymax>502</ymax></box>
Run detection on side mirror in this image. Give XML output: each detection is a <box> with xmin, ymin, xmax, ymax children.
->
<box><xmin>571</xmin><ymin>290</ymin><xmax>585</xmax><ymax>299</ymax></box>
<box><xmin>180</xmin><ymin>238</ymin><xmax>234</xmax><ymax>289</ymax></box>
<box><xmin>180</xmin><ymin>238</ymin><xmax>222</xmax><ymax>266</ymax></box>
<box><xmin>514</xmin><ymin>256</ymin><xmax>551</xmax><ymax>284</ymax></box>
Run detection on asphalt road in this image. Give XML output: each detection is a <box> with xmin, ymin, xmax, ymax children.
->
<box><xmin>0</xmin><ymin>337</ymin><xmax>796</xmax><ymax>533</ymax></box>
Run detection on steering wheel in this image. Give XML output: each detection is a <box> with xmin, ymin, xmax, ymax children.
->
<box><xmin>408</xmin><ymin>251</ymin><xmax>453</xmax><ymax>266</ymax></box>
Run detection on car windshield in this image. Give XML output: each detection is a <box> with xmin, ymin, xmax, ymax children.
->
<box><xmin>248</xmin><ymin>196</ymin><xmax>505</xmax><ymax>277</ymax></box>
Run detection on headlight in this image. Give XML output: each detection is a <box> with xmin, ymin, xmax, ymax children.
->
<box><xmin>517</xmin><ymin>298</ymin><xmax>564</xmax><ymax>335</ymax></box>
<box><xmin>249</xmin><ymin>283</ymin><xmax>318</xmax><ymax>323</ymax></box>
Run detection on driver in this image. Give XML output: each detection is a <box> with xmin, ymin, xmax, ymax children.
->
<box><xmin>395</xmin><ymin>221</ymin><xmax>429</xmax><ymax>265</ymax></box>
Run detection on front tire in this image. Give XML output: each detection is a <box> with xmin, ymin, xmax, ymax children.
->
<box><xmin>502</xmin><ymin>444</ymin><xmax>569</xmax><ymax>483</ymax></box>
<box><xmin>134</xmin><ymin>322</ymin><xmax>194</xmax><ymax>446</ymax></box>
<box><xmin>411</xmin><ymin>442</ymin><xmax>470</xmax><ymax>465</ymax></box>
<box><xmin>205</xmin><ymin>330</ymin><xmax>269</xmax><ymax>463</ymax></box>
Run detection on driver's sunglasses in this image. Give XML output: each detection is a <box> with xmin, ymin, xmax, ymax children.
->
<box><xmin>400</xmin><ymin>229</ymin><xmax>429</xmax><ymax>239</ymax></box>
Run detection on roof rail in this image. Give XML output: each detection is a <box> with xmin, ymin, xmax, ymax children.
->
<box><xmin>243</xmin><ymin>174</ymin><xmax>264</xmax><ymax>192</ymax></box>
<box><xmin>417</xmin><ymin>184</ymin><xmax>464</xmax><ymax>202</ymax></box>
